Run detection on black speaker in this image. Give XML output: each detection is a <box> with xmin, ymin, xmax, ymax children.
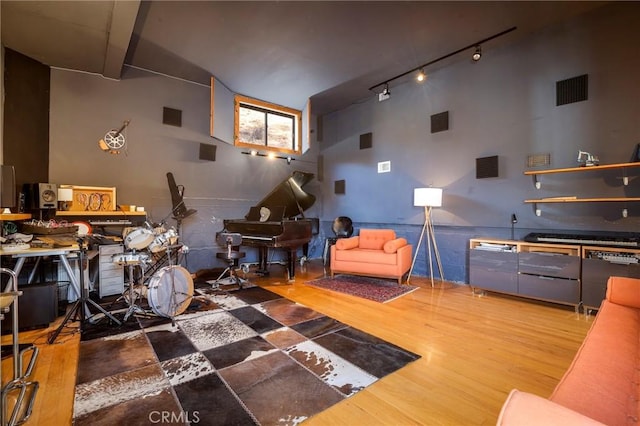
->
<box><xmin>21</xmin><ymin>183</ymin><xmax>34</xmax><ymax>211</ymax></box>
<box><xmin>1</xmin><ymin>282</ymin><xmax>58</xmax><ymax>332</ymax></box>
<box><xmin>0</xmin><ymin>165</ymin><xmax>16</xmax><ymax>208</ymax></box>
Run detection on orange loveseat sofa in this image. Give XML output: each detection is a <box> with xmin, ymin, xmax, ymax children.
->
<box><xmin>497</xmin><ymin>276</ymin><xmax>640</xmax><ymax>426</ymax></box>
<box><xmin>330</xmin><ymin>228</ymin><xmax>412</xmax><ymax>285</ymax></box>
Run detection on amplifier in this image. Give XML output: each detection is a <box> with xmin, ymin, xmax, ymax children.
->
<box><xmin>1</xmin><ymin>282</ymin><xmax>58</xmax><ymax>332</ymax></box>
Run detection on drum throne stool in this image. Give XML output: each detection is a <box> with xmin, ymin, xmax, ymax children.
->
<box><xmin>213</xmin><ymin>232</ymin><xmax>249</xmax><ymax>289</ymax></box>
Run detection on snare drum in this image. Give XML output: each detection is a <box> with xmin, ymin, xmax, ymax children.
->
<box><xmin>148</xmin><ymin>228</ymin><xmax>179</xmax><ymax>253</ymax></box>
<box><xmin>147</xmin><ymin>265</ymin><xmax>193</xmax><ymax>318</ymax></box>
<box><xmin>112</xmin><ymin>252</ymin><xmax>150</xmax><ymax>265</ymax></box>
<box><xmin>123</xmin><ymin>227</ymin><xmax>154</xmax><ymax>250</ymax></box>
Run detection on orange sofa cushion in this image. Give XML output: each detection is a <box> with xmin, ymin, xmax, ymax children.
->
<box><xmin>334</xmin><ymin>247</ymin><xmax>399</xmax><ymax>266</ymax></box>
<box><xmin>383</xmin><ymin>238</ymin><xmax>408</xmax><ymax>254</ymax></box>
<box><xmin>606</xmin><ymin>276</ymin><xmax>640</xmax><ymax>308</ymax></box>
<box><xmin>335</xmin><ymin>236</ymin><xmax>359</xmax><ymax>250</ymax></box>
<box><xmin>358</xmin><ymin>229</ymin><xmax>396</xmax><ymax>250</ymax></box>
<box><xmin>497</xmin><ymin>389</ymin><xmax>605</xmax><ymax>425</ymax></box>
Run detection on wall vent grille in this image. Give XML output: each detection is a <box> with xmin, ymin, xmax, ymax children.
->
<box><xmin>527</xmin><ymin>153</ymin><xmax>551</xmax><ymax>168</ymax></box>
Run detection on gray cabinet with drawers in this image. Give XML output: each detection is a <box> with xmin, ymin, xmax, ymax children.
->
<box><xmin>469</xmin><ymin>241</ymin><xmax>518</xmax><ymax>294</ymax></box>
<box><xmin>97</xmin><ymin>244</ymin><xmax>124</xmax><ymax>298</ymax></box>
<box><xmin>469</xmin><ymin>239</ymin><xmax>581</xmax><ymax>307</ymax></box>
<box><xmin>581</xmin><ymin>246</ymin><xmax>640</xmax><ymax>309</ymax></box>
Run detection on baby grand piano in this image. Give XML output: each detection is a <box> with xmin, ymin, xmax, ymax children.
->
<box><xmin>222</xmin><ymin>171</ymin><xmax>316</xmax><ymax>280</ymax></box>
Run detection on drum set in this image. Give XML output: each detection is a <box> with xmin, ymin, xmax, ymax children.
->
<box><xmin>112</xmin><ymin>223</ymin><xmax>193</xmax><ymax>321</ymax></box>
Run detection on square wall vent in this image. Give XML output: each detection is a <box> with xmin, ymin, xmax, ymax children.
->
<box><xmin>377</xmin><ymin>161</ymin><xmax>391</xmax><ymax>173</ymax></box>
<box><xmin>527</xmin><ymin>153</ymin><xmax>551</xmax><ymax>168</ymax></box>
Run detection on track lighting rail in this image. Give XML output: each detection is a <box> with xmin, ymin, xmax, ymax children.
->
<box><xmin>369</xmin><ymin>26</ymin><xmax>517</xmax><ymax>92</ymax></box>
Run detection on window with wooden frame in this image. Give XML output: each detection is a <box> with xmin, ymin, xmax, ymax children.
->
<box><xmin>234</xmin><ymin>95</ymin><xmax>302</xmax><ymax>155</ymax></box>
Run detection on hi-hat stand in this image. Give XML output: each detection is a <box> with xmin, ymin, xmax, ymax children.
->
<box><xmin>48</xmin><ymin>239</ymin><xmax>121</xmax><ymax>344</ymax></box>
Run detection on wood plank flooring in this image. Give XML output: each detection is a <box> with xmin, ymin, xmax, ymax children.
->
<box><xmin>2</xmin><ymin>260</ymin><xmax>593</xmax><ymax>425</ymax></box>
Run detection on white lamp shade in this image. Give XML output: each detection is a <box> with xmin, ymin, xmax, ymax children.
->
<box><xmin>58</xmin><ymin>188</ymin><xmax>74</xmax><ymax>202</ymax></box>
<box><xmin>414</xmin><ymin>187</ymin><xmax>442</xmax><ymax>207</ymax></box>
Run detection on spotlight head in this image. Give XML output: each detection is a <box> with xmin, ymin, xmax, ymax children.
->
<box><xmin>472</xmin><ymin>45</ymin><xmax>482</xmax><ymax>62</ymax></box>
<box><xmin>378</xmin><ymin>84</ymin><xmax>391</xmax><ymax>102</ymax></box>
<box><xmin>416</xmin><ymin>69</ymin><xmax>426</xmax><ymax>82</ymax></box>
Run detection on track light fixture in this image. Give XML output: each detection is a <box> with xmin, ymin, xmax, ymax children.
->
<box><xmin>416</xmin><ymin>69</ymin><xmax>426</xmax><ymax>82</ymax></box>
<box><xmin>378</xmin><ymin>83</ymin><xmax>391</xmax><ymax>102</ymax></box>
<box><xmin>241</xmin><ymin>151</ymin><xmax>296</xmax><ymax>164</ymax></box>
<box><xmin>472</xmin><ymin>45</ymin><xmax>482</xmax><ymax>62</ymax></box>
<box><xmin>369</xmin><ymin>26</ymin><xmax>516</xmax><ymax>95</ymax></box>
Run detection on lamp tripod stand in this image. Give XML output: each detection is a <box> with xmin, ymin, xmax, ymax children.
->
<box><xmin>407</xmin><ymin>205</ymin><xmax>444</xmax><ymax>287</ymax></box>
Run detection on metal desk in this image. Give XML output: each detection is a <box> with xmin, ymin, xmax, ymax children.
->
<box><xmin>1</xmin><ymin>246</ymin><xmax>85</xmax><ymax>316</ymax></box>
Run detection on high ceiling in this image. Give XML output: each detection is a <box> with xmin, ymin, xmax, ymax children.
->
<box><xmin>1</xmin><ymin>1</ymin><xmax>608</xmax><ymax>115</ymax></box>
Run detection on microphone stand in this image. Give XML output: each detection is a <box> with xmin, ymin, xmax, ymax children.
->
<box><xmin>48</xmin><ymin>238</ymin><xmax>121</xmax><ymax>344</ymax></box>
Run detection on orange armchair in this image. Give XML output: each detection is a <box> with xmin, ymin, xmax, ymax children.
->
<box><xmin>330</xmin><ymin>229</ymin><xmax>412</xmax><ymax>284</ymax></box>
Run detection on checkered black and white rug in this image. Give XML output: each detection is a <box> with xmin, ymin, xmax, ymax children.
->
<box><xmin>73</xmin><ymin>284</ymin><xmax>420</xmax><ymax>425</ymax></box>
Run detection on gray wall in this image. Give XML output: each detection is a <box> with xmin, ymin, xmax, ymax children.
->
<box><xmin>49</xmin><ymin>66</ymin><xmax>321</xmax><ymax>272</ymax></box>
<box><xmin>319</xmin><ymin>3</ymin><xmax>640</xmax><ymax>282</ymax></box>
<box><xmin>46</xmin><ymin>3</ymin><xmax>640</xmax><ymax>283</ymax></box>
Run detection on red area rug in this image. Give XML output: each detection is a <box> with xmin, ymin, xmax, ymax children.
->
<box><xmin>305</xmin><ymin>274</ymin><xmax>419</xmax><ymax>303</ymax></box>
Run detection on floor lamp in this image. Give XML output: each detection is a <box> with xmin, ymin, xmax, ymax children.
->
<box><xmin>408</xmin><ymin>187</ymin><xmax>444</xmax><ymax>287</ymax></box>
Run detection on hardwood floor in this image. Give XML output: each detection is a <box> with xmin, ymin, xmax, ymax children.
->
<box><xmin>2</xmin><ymin>260</ymin><xmax>593</xmax><ymax>425</ymax></box>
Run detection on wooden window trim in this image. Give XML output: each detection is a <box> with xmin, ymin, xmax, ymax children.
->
<box><xmin>234</xmin><ymin>94</ymin><xmax>302</xmax><ymax>155</ymax></box>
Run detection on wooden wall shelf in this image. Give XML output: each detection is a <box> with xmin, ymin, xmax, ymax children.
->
<box><xmin>524</xmin><ymin>162</ymin><xmax>640</xmax><ymax>215</ymax></box>
<box><xmin>524</xmin><ymin>162</ymin><xmax>640</xmax><ymax>176</ymax></box>
<box><xmin>525</xmin><ymin>197</ymin><xmax>640</xmax><ymax>204</ymax></box>
<box><xmin>0</xmin><ymin>213</ymin><xmax>32</xmax><ymax>221</ymax></box>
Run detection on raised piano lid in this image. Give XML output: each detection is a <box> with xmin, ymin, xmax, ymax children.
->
<box><xmin>248</xmin><ymin>171</ymin><xmax>316</xmax><ymax>219</ymax></box>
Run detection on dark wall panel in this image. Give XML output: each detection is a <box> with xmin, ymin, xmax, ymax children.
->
<box><xmin>3</xmin><ymin>48</ymin><xmax>50</xmax><ymax>188</ymax></box>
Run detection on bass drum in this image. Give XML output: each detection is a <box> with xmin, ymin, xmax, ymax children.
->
<box><xmin>147</xmin><ymin>266</ymin><xmax>193</xmax><ymax>318</ymax></box>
